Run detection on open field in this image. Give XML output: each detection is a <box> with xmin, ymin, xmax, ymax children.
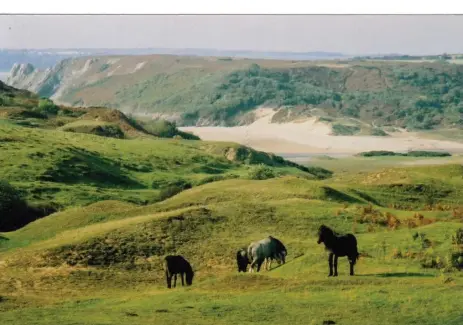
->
<box><xmin>1</xmin><ymin>134</ymin><xmax>463</xmax><ymax>324</ymax></box>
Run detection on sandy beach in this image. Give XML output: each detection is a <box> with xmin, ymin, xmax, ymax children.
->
<box><xmin>180</xmin><ymin>108</ymin><xmax>463</xmax><ymax>155</ymax></box>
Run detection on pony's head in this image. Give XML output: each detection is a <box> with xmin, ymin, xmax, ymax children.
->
<box><xmin>185</xmin><ymin>269</ymin><xmax>194</xmax><ymax>286</ymax></box>
<box><xmin>236</xmin><ymin>249</ymin><xmax>250</xmax><ymax>272</ymax></box>
<box><xmin>279</xmin><ymin>250</ymin><xmax>287</xmax><ymax>264</ymax></box>
<box><xmin>317</xmin><ymin>225</ymin><xmax>331</xmax><ymax>244</ymax></box>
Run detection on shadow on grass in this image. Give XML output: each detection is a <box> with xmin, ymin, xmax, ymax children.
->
<box><xmin>0</xmin><ymin>235</ymin><xmax>9</xmax><ymax>241</ymax></box>
<box><xmin>268</xmin><ymin>253</ymin><xmax>304</xmax><ymax>271</ymax></box>
<box><xmin>362</xmin><ymin>272</ymin><xmax>434</xmax><ymax>278</ymax></box>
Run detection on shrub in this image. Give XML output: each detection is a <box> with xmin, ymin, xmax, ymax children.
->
<box><xmin>159</xmin><ymin>184</ymin><xmax>191</xmax><ymax>201</ymax></box>
<box><xmin>412</xmin><ymin>232</ymin><xmax>432</xmax><ymax>249</ymax></box>
<box><xmin>451</xmin><ymin>228</ymin><xmax>463</xmax><ymax>270</ymax></box>
<box><xmin>356</xmin><ymin>150</ymin><xmax>451</xmax><ymax>158</ymax></box>
<box><xmin>151</xmin><ymin>178</ymin><xmax>192</xmax><ymax>190</ymax></box>
<box><xmin>141</xmin><ymin>119</ymin><xmax>200</xmax><ymax>140</ymax></box>
<box><xmin>195</xmin><ymin>174</ymin><xmax>239</xmax><ymax>186</ymax></box>
<box><xmin>331</xmin><ymin>124</ymin><xmax>360</xmax><ymax>136</ymax></box>
<box><xmin>157</xmin><ymin>179</ymin><xmax>193</xmax><ymax>201</ymax></box>
<box><xmin>99</xmin><ymin>63</ymin><xmax>110</xmax><ymax>72</ymax></box>
<box><xmin>247</xmin><ymin>164</ymin><xmax>277</xmax><ymax>180</ymax></box>
<box><xmin>370</xmin><ymin>128</ymin><xmax>389</xmax><ymax>136</ymax></box>
<box><xmin>406</xmin><ymin>151</ymin><xmax>451</xmax><ymax>157</ymax></box>
<box><xmin>318</xmin><ymin>116</ymin><xmax>334</xmax><ymax>123</ymax></box>
<box><xmin>356</xmin><ymin>150</ymin><xmax>399</xmax><ymax>157</ymax></box>
<box><xmin>35</xmin><ymin>98</ymin><xmax>59</xmax><ymax>115</ymax></box>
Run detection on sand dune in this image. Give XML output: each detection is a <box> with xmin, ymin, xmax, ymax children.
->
<box><xmin>180</xmin><ymin>108</ymin><xmax>463</xmax><ymax>155</ymax></box>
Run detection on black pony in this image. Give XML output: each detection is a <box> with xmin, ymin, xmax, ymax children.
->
<box><xmin>317</xmin><ymin>225</ymin><xmax>359</xmax><ymax>276</ymax></box>
<box><xmin>163</xmin><ymin>255</ymin><xmax>194</xmax><ymax>288</ymax></box>
<box><xmin>236</xmin><ymin>248</ymin><xmax>250</xmax><ymax>272</ymax></box>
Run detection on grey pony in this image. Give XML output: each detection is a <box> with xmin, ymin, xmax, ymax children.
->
<box><xmin>247</xmin><ymin>236</ymin><xmax>287</xmax><ymax>273</ymax></box>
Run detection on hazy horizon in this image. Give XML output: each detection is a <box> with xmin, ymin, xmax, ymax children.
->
<box><xmin>1</xmin><ymin>15</ymin><xmax>463</xmax><ymax>55</ymax></box>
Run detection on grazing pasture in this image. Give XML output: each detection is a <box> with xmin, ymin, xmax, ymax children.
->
<box><xmin>1</xmin><ymin>109</ymin><xmax>462</xmax><ymax>324</ymax></box>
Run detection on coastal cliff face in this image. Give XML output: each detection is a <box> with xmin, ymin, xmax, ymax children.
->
<box><xmin>8</xmin><ymin>58</ymin><xmax>97</xmax><ymax>102</ymax></box>
<box><xmin>6</xmin><ymin>54</ymin><xmax>463</xmax><ymax>129</ymax></box>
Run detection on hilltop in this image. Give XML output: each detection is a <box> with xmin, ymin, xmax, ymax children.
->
<box><xmin>0</xmin><ymin>48</ymin><xmax>347</xmax><ymax>71</ymax></box>
<box><xmin>6</xmin><ymin>54</ymin><xmax>463</xmax><ymax>132</ymax></box>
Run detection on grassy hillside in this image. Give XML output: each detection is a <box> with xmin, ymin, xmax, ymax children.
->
<box><xmin>0</xmin><ymin>81</ymin><xmax>327</xmax><ymax>231</ymax></box>
<box><xmin>0</xmin><ymin>126</ymin><xmax>462</xmax><ymax>324</ymax></box>
<box><xmin>1</xmin><ymin>73</ymin><xmax>463</xmax><ymax>325</ymax></box>
<box><xmin>0</xmin><ymin>162</ymin><xmax>462</xmax><ymax>324</ymax></box>
<box><xmin>0</xmin><ymin>80</ymin><xmax>199</xmax><ymax>140</ymax></box>
<box><xmin>0</xmin><ymin>121</ymin><xmax>320</xmax><ymax>212</ymax></box>
<box><xmin>7</xmin><ymin>55</ymin><xmax>463</xmax><ymax>130</ymax></box>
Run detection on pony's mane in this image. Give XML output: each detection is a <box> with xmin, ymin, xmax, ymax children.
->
<box><xmin>319</xmin><ymin>225</ymin><xmax>337</xmax><ymax>236</ymax></box>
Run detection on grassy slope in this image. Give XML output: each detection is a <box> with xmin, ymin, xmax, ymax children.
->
<box><xmin>0</xmin><ymin>79</ymin><xmax>199</xmax><ymax>140</ymax></box>
<box><xmin>0</xmin><ymin>121</ymin><xmax>318</xmax><ymax>208</ymax></box>
<box><xmin>10</xmin><ymin>55</ymin><xmax>463</xmax><ymax>130</ymax></box>
<box><xmin>1</xmin><ymin>159</ymin><xmax>462</xmax><ymax>324</ymax></box>
<box><xmin>1</xmin><ymin>81</ymin><xmax>463</xmax><ymax>324</ymax></box>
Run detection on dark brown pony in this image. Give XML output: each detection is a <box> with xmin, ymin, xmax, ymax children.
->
<box><xmin>317</xmin><ymin>225</ymin><xmax>359</xmax><ymax>276</ymax></box>
<box><xmin>163</xmin><ymin>255</ymin><xmax>194</xmax><ymax>288</ymax></box>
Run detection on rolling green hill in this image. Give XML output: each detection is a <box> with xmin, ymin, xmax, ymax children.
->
<box><xmin>1</xmin><ymin>162</ymin><xmax>462</xmax><ymax>324</ymax></box>
<box><xmin>7</xmin><ymin>55</ymin><xmax>463</xmax><ymax>130</ymax></box>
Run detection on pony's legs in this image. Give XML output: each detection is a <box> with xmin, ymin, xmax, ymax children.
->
<box><xmin>166</xmin><ymin>274</ymin><xmax>172</xmax><ymax>289</ymax></box>
<box><xmin>333</xmin><ymin>255</ymin><xmax>338</xmax><ymax>276</ymax></box>
<box><xmin>328</xmin><ymin>253</ymin><xmax>334</xmax><ymax>276</ymax></box>
<box><xmin>266</xmin><ymin>258</ymin><xmax>272</xmax><ymax>271</ymax></box>
<box><xmin>173</xmin><ymin>274</ymin><xmax>177</xmax><ymax>288</ymax></box>
<box><xmin>181</xmin><ymin>273</ymin><xmax>185</xmax><ymax>286</ymax></box>
<box><xmin>257</xmin><ymin>260</ymin><xmax>263</xmax><ymax>272</ymax></box>
<box><xmin>249</xmin><ymin>258</ymin><xmax>257</xmax><ymax>273</ymax></box>
<box><xmin>349</xmin><ymin>257</ymin><xmax>355</xmax><ymax>276</ymax></box>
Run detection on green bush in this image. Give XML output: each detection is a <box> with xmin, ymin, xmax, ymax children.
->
<box><xmin>141</xmin><ymin>119</ymin><xmax>200</xmax><ymax>140</ymax></box>
<box><xmin>357</xmin><ymin>151</ymin><xmax>399</xmax><ymax>157</ymax></box>
<box><xmin>155</xmin><ymin>178</ymin><xmax>193</xmax><ymax>201</ymax></box>
<box><xmin>331</xmin><ymin>124</ymin><xmax>360</xmax><ymax>136</ymax></box>
<box><xmin>406</xmin><ymin>151</ymin><xmax>451</xmax><ymax>157</ymax></box>
<box><xmin>35</xmin><ymin>98</ymin><xmax>59</xmax><ymax>115</ymax></box>
<box><xmin>247</xmin><ymin>164</ymin><xmax>277</xmax><ymax>180</ymax></box>
<box><xmin>357</xmin><ymin>150</ymin><xmax>452</xmax><ymax>158</ymax></box>
<box><xmin>451</xmin><ymin>228</ymin><xmax>463</xmax><ymax>270</ymax></box>
<box><xmin>151</xmin><ymin>178</ymin><xmax>192</xmax><ymax>190</ymax></box>
<box><xmin>159</xmin><ymin>183</ymin><xmax>191</xmax><ymax>201</ymax></box>
<box><xmin>195</xmin><ymin>174</ymin><xmax>239</xmax><ymax>186</ymax></box>
<box><xmin>370</xmin><ymin>128</ymin><xmax>389</xmax><ymax>136</ymax></box>
<box><xmin>99</xmin><ymin>64</ymin><xmax>110</xmax><ymax>72</ymax></box>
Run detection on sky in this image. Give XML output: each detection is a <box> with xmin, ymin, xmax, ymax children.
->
<box><xmin>1</xmin><ymin>15</ymin><xmax>463</xmax><ymax>55</ymax></box>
